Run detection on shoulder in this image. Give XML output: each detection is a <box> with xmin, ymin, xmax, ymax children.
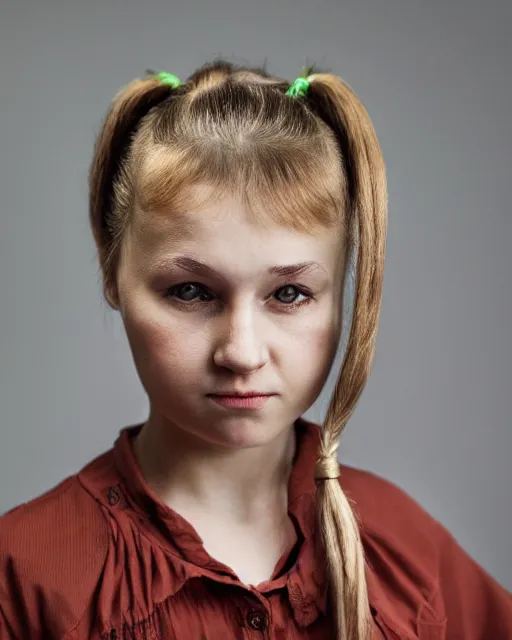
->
<box><xmin>0</xmin><ymin>471</ymin><xmax>110</xmax><ymax>573</ymax></box>
<box><xmin>337</xmin><ymin>465</ymin><xmax>512</xmax><ymax>638</ymax></box>
<box><xmin>338</xmin><ymin>463</ymin><xmax>441</xmax><ymax>542</ymax></box>
<box><xmin>338</xmin><ymin>465</ymin><xmax>445</xmax><ymax>610</ymax></box>
<box><xmin>0</xmin><ymin>460</ymin><xmax>111</xmax><ymax>636</ymax></box>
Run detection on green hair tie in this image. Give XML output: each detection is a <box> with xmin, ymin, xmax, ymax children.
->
<box><xmin>155</xmin><ymin>71</ymin><xmax>181</xmax><ymax>88</ymax></box>
<box><xmin>285</xmin><ymin>76</ymin><xmax>311</xmax><ymax>98</ymax></box>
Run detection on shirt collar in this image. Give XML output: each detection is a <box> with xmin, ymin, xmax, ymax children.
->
<box><xmin>106</xmin><ymin>416</ymin><xmax>384</xmax><ymax>629</ymax></box>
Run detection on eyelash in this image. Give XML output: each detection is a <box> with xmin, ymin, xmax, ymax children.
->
<box><xmin>164</xmin><ymin>282</ymin><xmax>314</xmax><ymax>312</ymax></box>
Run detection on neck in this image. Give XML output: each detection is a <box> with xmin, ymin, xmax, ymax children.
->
<box><xmin>133</xmin><ymin>416</ymin><xmax>298</xmax><ymax>526</ymax></box>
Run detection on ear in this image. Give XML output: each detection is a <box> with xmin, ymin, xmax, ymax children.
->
<box><xmin>104</xmin><ymin>280</ymin><xmax>121</xmax><ymax>311</ymax></box>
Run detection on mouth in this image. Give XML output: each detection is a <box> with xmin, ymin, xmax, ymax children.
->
<box><xmin>206</xmin><ymin>393</ymin><xmax>275</xmax><ymax>409</ymax></box>
<box><xmin>207</xmin><ymin>392</ymin><xmax>274</xmax><ymax>398</ymax></box>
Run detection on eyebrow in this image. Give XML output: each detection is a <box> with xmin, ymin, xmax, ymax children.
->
<box><xmin>155</xmin><ymin>256</ymin><xmax>328</xmax><ymax>279</ymax></box>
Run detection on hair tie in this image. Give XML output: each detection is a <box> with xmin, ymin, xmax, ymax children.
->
<box><xmin>285</xmin><ymin>76</ymin><xmax>311</xmax><ymax>98</ymax></box>
<box><xmin>155</xmin><ymin>71</ymin><xmax>181</xmax><ymax>88</ymax></box>
<box><xmin>314</xmin><ymin>455</ymin><xmax>341</xmax><ymax>480</ymax></box>
<box><xmin>155</xmin><ymin>70</ymin><xmax>308</xmax><ymax>96</ymax></box>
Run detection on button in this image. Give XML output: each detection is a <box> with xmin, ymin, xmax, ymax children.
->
<box><xmin>107</xmin><ymin>486</ymin><xmax>120</xmax><ymax>506</ymax></box>
<box><xmin>246</xmin><ymin>610</ymin><xmax>268</xmax><ymax>631</ymax></box>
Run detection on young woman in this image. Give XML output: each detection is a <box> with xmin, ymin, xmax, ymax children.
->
<box><xmin>0</xmin><ymin>59</ymin><xmax>510</xmax><ymax>640</ymax></box>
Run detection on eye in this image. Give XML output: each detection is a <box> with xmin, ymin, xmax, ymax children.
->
<box><xmin>274</xmin><ymin>285</ymin><xmax>311</xmax><ymax>307</ymax></box>
<box><xmin>164</xmin><ymin>282</ymin><xmax>313</xmax><ymax>310</ymax></box>
<box><xmin>168</xmin><ymin>282</ymin><xmax>213</xmax><ymax>302</ymax></box>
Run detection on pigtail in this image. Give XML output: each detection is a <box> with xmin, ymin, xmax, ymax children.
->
<box><xmin>307</xmin><ymin>74</ymin><xmax>388</xmax><ymax>640</ymax></box>
<box><xmin>88</xmin><ymin>74</ymin><xmax>183</xmax><ymax>308</ymax></box>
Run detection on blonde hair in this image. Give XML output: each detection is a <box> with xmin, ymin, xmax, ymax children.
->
<box><xmin>89</xmin><ymin>59</ymin><xmax>387</xmax><ymax>640</ymax></box>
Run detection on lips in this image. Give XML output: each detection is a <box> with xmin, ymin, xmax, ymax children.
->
<box><xmin>207</xmin><ymin>392</ymin><xmax>274</xmax><ymax>397</ymax></box>
<box><xmin>207</xmin><ymin>394</ymin><xmax>273</xmax><ymax>409</ymax></box>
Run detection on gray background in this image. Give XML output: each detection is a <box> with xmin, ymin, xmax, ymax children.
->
<box><xmin>0</xmin><ymin>0</ymin><xmax>510</xmax><ymax>590</ymax></box>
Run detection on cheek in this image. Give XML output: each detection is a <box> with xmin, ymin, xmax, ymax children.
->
<box><xmin>277</xmin><ymin>320</ymin><xmax>339</xmax><ymax>413</ymax></box>
<box><xmin>284</xmin><ymin>315</ymin><xmax>340</xmax><ymax>384</ymax></box>
<box><xmin>123</xmin><ymin>309</ymin><xmax>206</xmax><ymax>395</ymax></box>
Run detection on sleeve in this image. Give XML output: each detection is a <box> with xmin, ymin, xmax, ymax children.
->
<box><xmin>436</xmin><ymin>526</ymin><xmax>512</xmax><ymax>639</ymax></box>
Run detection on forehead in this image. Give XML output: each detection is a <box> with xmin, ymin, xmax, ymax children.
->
<box><xmin>126</xmin><ymin>185</ymin><xmax>344</xmax><ymax>275</ymax></box>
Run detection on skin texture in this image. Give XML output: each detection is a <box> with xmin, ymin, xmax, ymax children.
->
<box><xmin>115</xmin><ymin>183</ymin><xmax>345</xmax><ymax>584</ymax></box>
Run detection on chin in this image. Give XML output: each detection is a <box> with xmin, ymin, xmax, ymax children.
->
<box><xmin>177</xmin><ymin>410</ymin><xmax>288</xmax><ymax>450</ymax></box>
<box><xmin>207</xmin><ymin>418</ymin><xmax>281</xmax><ymax>450</ymax></box>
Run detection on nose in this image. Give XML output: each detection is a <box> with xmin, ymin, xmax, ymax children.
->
<box><xmin>212</xmin><ymin>305</ymin><xmax>269</xmax><ymax>374</ymax></box>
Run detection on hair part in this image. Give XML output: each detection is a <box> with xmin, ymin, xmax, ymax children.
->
<box><xmin>89</xmin><ymin>58</ymin><xmax>387</xmax><ymax>640</ymax></box>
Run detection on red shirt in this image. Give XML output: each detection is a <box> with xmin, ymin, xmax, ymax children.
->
<box><xmin>0</xmin><ymin>417</ymin><xmax>510</xmax><ymax>639</ymax></box>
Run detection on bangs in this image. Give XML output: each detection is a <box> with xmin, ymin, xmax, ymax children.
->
<box><xmin>133</xmin><ymin>135</ymin><xmax>347</xmax><ymax>235</ymax></box>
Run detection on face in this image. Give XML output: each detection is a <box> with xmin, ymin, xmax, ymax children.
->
<box><xmin>116</xmin><ymin>184</ymin><xmax>345</xmax><ymax>450</ymax></box>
